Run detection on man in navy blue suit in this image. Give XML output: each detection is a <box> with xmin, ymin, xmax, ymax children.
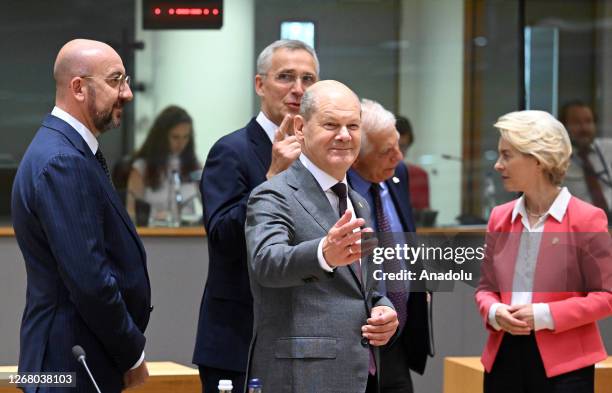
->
<box><xmin>12</xmin><ymin>39</ymin><xmax>151</xmax><ymax>393</ymax></box>
<box><xmin>349</xmin><ymin>99</ymin><xmax>432</xmax><ymax>393</ymax></box>
<box><xmin>193</xmin><ymin>40</ymin><xmax>319</xmax><ymax>392</ymax></box>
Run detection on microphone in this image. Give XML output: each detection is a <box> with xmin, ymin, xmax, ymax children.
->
<box><xmin>72</xmin><ymin>345</ymin><xmax>102</xmax><ymax>393</ymax></box>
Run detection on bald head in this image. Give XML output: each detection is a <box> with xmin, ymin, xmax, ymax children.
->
<box><xmin>54</xmin><ymin>39</ymin><xmax>120</xmax><ymax>95</ymax></box>
<box><xmin>52</xmin><ymin>39</ymin><xmax>132</xmax><ymax>135</ymax></box>
<box><xmin>299</xmin><ymin>80</ymin><xmax>360</xmax><ymax>121</ymax></box>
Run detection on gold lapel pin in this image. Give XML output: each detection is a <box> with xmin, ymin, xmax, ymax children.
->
<box><xmin>392</xmin><ymin>176</ymin><xmax>400</xmax><ymax>184</ymax></box>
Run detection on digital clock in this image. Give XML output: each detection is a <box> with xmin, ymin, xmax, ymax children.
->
<box><xmin>142</xmin><ymin>0</ymin><xmax>223</xmax><ymax>30</ymax></box>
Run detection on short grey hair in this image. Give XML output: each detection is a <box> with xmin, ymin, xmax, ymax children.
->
<box><xmin>256</xmin><ymin>40</ymin><xmax>320</xmax><ymax>76</ymax></box>
<box><xmin>360</xmin><ymin>98</ymin><xmax>397</xmax><ymax>154</ymax></box>
<box><xmin>494</xmin><ymin>110</ymin><xmax>572</xmax><ymax>185</ymax></box>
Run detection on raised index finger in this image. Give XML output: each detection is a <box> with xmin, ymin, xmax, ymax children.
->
<box><xmin>278</xmin><ymin>114</ymin><xmax>294</xmax><ymax>137</ymax></box>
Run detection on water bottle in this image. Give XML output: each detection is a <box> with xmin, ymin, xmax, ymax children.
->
<box><xmin>167</xmin><ymin>169</ymin><xmax>183</xmax><ymax>227</ymax></box>
<box><xmin>247</xmin><ymin>378</ymin><xmax>262</xmax><ymax>393</ymax></box>
<box><xmin>218</xmin><ymin>379</ymin><xmax>233</xmax><ymax>393</ymax></box>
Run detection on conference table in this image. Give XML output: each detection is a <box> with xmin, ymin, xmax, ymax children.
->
<box><xmin>444</xmin><ymin>356</ymin><xmax>612</xmax><ymax>393</ymax></box>
<box><xmin>0</xmin><ymin>362</ymin><xmax>200</xmax><ymax>393</ymax></box>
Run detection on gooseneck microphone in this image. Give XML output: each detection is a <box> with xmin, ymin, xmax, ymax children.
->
<box><xmin>72</xmin><ymin>345</ymin><xmax>102</xmax><ymax>393</ymax></box>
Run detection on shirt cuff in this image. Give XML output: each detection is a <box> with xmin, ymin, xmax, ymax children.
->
<box><xmin>488</xmin><ymin>303</ymin><xmax>503</xmax><ymax>331</ymax></box>
<box><xmin>317</xmin><ymin>238</ymin><xmax>335</xmax><ymax>272</ymax></box>
<box><xmin>130</xmin><ymin>351</ymin><xmax>145</xmax><ymax>370</ymax></box>
<box><xmin>533</xmin><ymin>303</ymin><xmax>555</xmax><ymax>331</ymax></box>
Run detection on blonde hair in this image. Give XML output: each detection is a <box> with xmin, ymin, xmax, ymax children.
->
<box><xmin>360</xmin><ymin>98</ymin><xmax>397</xmax><ymax>154</ymax></box>
<box><xmin>494</xmin><ymin>110</ymin><xmax>572</xmax><ymax>185</ymax></box>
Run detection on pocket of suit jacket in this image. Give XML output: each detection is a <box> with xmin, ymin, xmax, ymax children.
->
<box><xmin>274</xmin><ymin>337</ymin><xmax>337</xmax><ymax>359</ymax></box>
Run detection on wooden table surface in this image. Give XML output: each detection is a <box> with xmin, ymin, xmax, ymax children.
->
<box><xmin>444</xmin><ymin>356</ymin><xmax>612</xmax><ymax>393</ymax></box>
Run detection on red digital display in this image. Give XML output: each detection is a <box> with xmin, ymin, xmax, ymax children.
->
<box><xmin>143</xmin><ymin>0</ymin><xmax>223</xmax><ymax>30</ymax></box>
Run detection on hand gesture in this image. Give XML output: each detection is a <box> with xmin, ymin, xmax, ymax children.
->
<box><xmin>509</xmin><ymin>304</ymin><xmax>535</xmax><ymax>330</ymax></box>
<box><xmin>322</xmin><ymin>210</ymin><xmax>370</xmax><ymax>268</ymax></box>
<box><xmin>362</xmin><ymin>306</ymin><xmax>399</xmax><ymax>346</ymax></box>
<box><xmin>495</xmin><ymin>304</ymin><xmax>531</xmax><ymax>335</ymax></box>
<box><xmin>266</xmin><ymin>114</ymin><xmax>301</xmax><ymax>179</ymax></box>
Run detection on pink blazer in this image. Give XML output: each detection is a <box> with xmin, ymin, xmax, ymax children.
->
<box><xmin>475</xmin><ymin>196</ymin><xmax>612</xmax><ymax>377</ymax></box>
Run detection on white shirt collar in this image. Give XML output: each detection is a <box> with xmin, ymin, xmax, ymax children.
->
<box><xmin>255</xmin><ymin>111</ymin><xmax>278</xmax><ymax>143</ymax></box>
<box><xmin>51</xmin><ymin>106</ymin><xmax>98</xmax><ymax>155</ymax></box>
<box><xmin>512</xmin><ymin>187</ymin><xmax>572</xmax><ymax>224</ymax></box>
<box><xmin>299</xmin><ymin>154</ymin><xmax>347</xmax><ymax>192</ymax></box>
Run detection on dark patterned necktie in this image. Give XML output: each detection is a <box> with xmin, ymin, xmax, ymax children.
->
<box><xmin>331</xmin><ymin>182</ymin><xmax>376</xmax><ymax>374</ymax></box>
<box><xmin>370</xmin><ymin>183</ymin><xmax>408</xmax><ymax>333</ymax></box>
<box><xmin>330</xmin><ymin>182</ymin><xmax>348</xmax><ymax>217</ymax></box>
<box><xmin>578</xmin><ymin>149</ymin><xmax>609</xmax><ymax>213</ymax></box>
<box><xmin>95</xmin><ymin>149</ymin><xmax>114</xmax><ymax>188</ymax></box>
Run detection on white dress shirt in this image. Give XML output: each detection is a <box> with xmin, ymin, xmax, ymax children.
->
<box><xmin>564</xmin><ymin>138</ymin><xmax>612</xmax><ymax>209</ymax></box>
<box><xmin>51</xmin><ymin>106</ymin><xmax>98</xmax><ymax>154</ymax></box>
<box><xmin>256</xmin><ymin>111</ymin><xmax>278</xmax><ymax>143</ymax></box>
<box><xmin>488</xmin><ymin>187</ymin><xmax>572</xmax><ymax>332</ymax></box>
<box><xmin>298</xmin><ymin>154</ymin><xmax>358</xmax><ymax>272</ymax></box>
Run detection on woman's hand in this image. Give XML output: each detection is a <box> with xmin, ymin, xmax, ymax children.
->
<box><xmin>509</xmin><ymin>304</ymin><xmax>535</xmax><ymax>330</ymax></box>
<box><xmin>495</xmin><ymin>304</ymin><xmax>531</xmax><ymax>335</ymax></box>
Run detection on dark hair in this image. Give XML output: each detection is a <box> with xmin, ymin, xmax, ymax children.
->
<box><xmin>559</xmin><ymin>100</ymin><xmax>593</xmax><ymax>125</ymax></box>
<box><xmin>395</xmin><ymin>115</ymin><xmax>413</xmax><ymax>145</ymax></box>
<box><xmin>134</xmin><ymin>105</ymin><xmax>200</xmax><ymax>190</ymax></box>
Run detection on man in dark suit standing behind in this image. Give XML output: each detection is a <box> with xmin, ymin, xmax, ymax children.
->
<box><xmin>12</xmin><ymin>39</ymin><xmax>151</xmax><ymax>393</ymax></box>
<box><xmin>349</xmin><ymin>99</ymin><xmax>432</xmax><ymax>393</ymax></box>
<box><xmin>193</xmin><ymin>40</ymin><xmax>319</xmax><ymax>392</ymax></box>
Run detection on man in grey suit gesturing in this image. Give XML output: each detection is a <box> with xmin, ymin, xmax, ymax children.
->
<box><xmin>245</xmin><ymin>80</ymin><xmax>399</xmax><ymax>393</ymax></box>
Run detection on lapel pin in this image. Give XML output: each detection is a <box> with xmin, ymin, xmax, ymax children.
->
<box><xmin>552</xmin><ymin>237</ymin><xmax>559</xmax><ymax>245</ymax></box>
<box><xmin>358</xmin><ymin>201</ymin><xmax>364</xmax><ymax>209</ymax></box>
<box><xmin>392</xmin><ymin>176</ymin><xmax>400</xmax><ymax>184</ymax></box>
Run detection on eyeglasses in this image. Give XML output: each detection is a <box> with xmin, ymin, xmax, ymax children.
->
<box><xmin>263</xmin><ymin>72</ymin><xmax>317</xmax><ymax>87</ymax></box>
<box><xmin>81</xmin><ymin>74</ymin><xmax>131</xmax><ymax>91</ymax></box>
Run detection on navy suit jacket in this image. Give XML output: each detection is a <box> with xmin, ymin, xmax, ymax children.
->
<box><xmin>193</xmin><ymin>118</ymin><xmax>271</xmax><ymax>372</ymax></box>
<box><xmin>348</xmin><ymin>162</ymin><xmax>431</xmax><ymax>388</ymax></box>
<box><xmin>12</xmin><ymin>114</ymin><xmax>151</xmax><ymax>393</ymax></box>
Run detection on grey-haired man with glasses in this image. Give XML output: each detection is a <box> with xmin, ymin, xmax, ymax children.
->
<box><xmin>193</xmin><ymin>39</ymin><xmax>319</xmax><ymax>392</ymax></box>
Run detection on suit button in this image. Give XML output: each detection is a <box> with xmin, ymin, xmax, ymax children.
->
<box><xmin>361</xmin><ymin>337</ymin><xmax>369</xmax><ymax>347</ymax></box>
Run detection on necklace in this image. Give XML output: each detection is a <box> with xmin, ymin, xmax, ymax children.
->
<box><xmin>525</xmin><ymin>206</ymin><xmax>546</xmax><ymax>218</ymax></box>
<box><xmin>524</xmin><ymin>188</ymin><xmax>561</xmax><ymax>218</ymax></box>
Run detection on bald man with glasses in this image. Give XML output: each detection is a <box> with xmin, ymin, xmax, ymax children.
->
<box><xmin>12</xmin><ymin>39</ymin><xmax>151</xmax><ymax>393</ymax></box>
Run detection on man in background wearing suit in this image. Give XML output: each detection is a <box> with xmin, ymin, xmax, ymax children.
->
<box><xmin>559</xmin><ymin>101</ymin><xmax>612</xmax><ymax>221</ymax></box>
<box><xmin>348</xmin><ymin>99</ymin><xmax>432</xmax><ymax>393</ymax></box>
<box><xmin>245</xmin><ymin>80</ymin><xmax>399</xmax><ymax>393</ymax></box>
<box><xmin>12</xmin><ymin>39</ymin><xmax>151</xmax><ymax>393</ymax></box>
<box><xmin>193</xmin><ymin>40</ymin><xmax>319</xmax><ymax>392</ymax></box>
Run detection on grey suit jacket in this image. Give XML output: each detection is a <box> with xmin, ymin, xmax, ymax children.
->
<box><xmin>245</xmin><ymin>159</ymin><xmax>393</xmax><ymax>393</ymax></box>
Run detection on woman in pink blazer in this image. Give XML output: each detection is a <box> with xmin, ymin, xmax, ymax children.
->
<box><xmin>475</xmin><ymin>110</ymin><xmax>611</xmax><ymax>393</ymax></box>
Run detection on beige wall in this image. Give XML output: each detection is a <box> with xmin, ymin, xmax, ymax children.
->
<box><xmin>134</xmin><ymin>0</ymin><xmax>255</xmax><ymax>162</ymax></box>
<box><xmin>398</xmin><ymin>0</ymin><xmax>464</xmax><ymax>225</ymax></box>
